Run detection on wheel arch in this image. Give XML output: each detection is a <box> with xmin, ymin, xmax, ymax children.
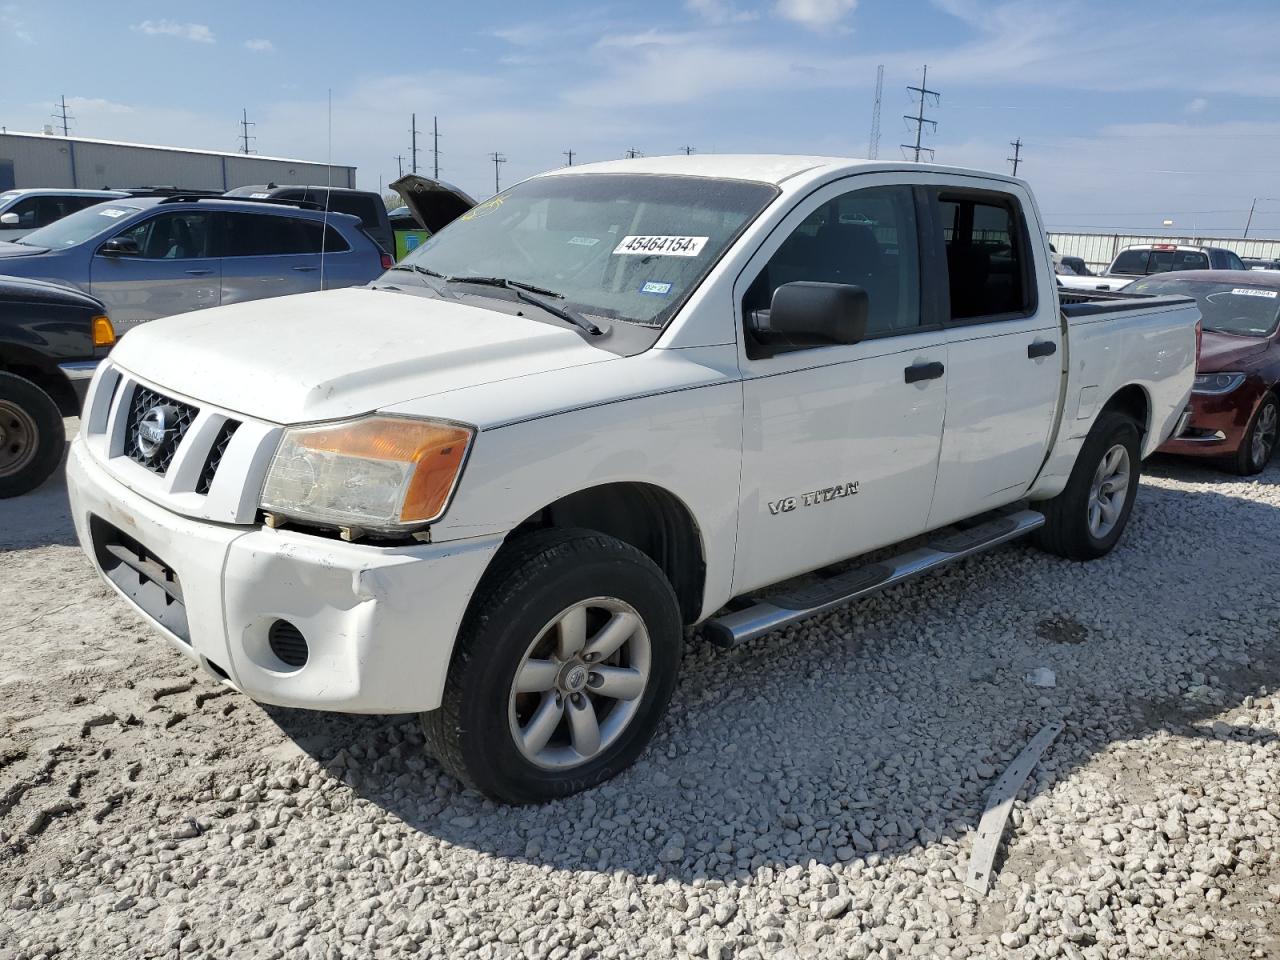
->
<box><xmin>1099</xmin><ymin>382</ymin><xmax>1151</xmax><ymax>440</ymax></box>
<box><xmin>0</xmin><ymin>347</ymin><xmax>77</xmax><ymax>416</ymax></box>
<box><xmin>499</xmin><ymin>481</ymin><xmax>708</xmax><ymax>625</ymax></box>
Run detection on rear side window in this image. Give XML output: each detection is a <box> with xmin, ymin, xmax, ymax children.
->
<box><xmin>326</xmin><ymin>194</ymin><xmax>379</xmax><ymax>227</ymax></box>
<box><xmin>224</xmin><ymin>213</ymin><xmax>349</xmax><ymax>256</ymax></box>
<box><xmin>937</xmin><ymin>191</ymin><xmax>1033</xmax><ymax>320</ymax></box>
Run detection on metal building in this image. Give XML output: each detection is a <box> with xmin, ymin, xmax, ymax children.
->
<box><xmin>0</xmin><ymin>130</ymin><xmax>356</xmax><ymax>192</ymax></box>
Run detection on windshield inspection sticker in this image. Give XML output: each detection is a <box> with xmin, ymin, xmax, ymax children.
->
<box><xmin>639</xmin><ymin>280</ymin><xmax>673</xmax><ymax>296</ymax></box>
<box><xmin>99</xmin><ymin>208</ymin><xmax>129</xmax><ymax>218</ymax></box>
<box><xmin>1231</xmin><ymin>287</ymin><xmax>1278</xmax><ymax>298</ymax></box>
<box><xmin>568</xmin><ymin>236</ymin><xmax>600</xmax><ymax>247</ymax></box>
<box><xmin>613</xmin><ymin>235</ymin><xmax>709</xmax><ymax>257</ymax></box>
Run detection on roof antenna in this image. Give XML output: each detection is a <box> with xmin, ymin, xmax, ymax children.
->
<box><xmin>320</xmin><ymin>88</ymin><xmax>332</xmax><ymax>291</ymax></box>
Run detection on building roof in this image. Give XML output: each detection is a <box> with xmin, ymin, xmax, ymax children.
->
<box><xmin>0</xmin><ymin>130</ymin><xmax>353</xmax><ymax>169</ymax></box>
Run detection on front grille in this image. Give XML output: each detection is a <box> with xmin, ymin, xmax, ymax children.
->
<box><xmin>90</xmin><ymin>516</ymin><xmax>189</xmax><ymax>643</ymax></box>
<box><xmin>196</xmin><ymin>419</ymin><xmax>240</xmax><ymax>495</ymax></box>
<box><xmin>124</xmin><ymin>386</ymin><xmax>198</xmax><ymax>475</ymax></box>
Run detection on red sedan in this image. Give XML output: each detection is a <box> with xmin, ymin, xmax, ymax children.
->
<box><xmin>1129</xmin><ymin>270</ymin><xmax>1280</xmax><ymax>475</ymax></box>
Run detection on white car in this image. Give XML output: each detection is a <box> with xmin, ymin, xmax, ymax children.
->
<box><xmin>1059</xmin><ymin>243</ymin><xmax>1249</xmax><ymax>292</ymax></box>
<box><xmin>65</xmin><ymin>156</ymin><xmax>1200</xmax><ymax>802</ymax></box>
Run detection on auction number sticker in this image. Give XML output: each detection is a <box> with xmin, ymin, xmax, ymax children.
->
<box><xmin>613</xmin><ymin>235</ymin><xmax>708</xmax><ymax>257</ymax></box>
<box><xmin>1231</xmin><ymin>287</ymin><xmax>1278</xmax><ymax>298</ymax></box>
<box><xmin>99</xmin><ymin>208</ymin><xmax>129</xmax><ymax>218</ymax></box>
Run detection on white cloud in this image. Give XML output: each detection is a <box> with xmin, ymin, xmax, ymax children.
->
<box><xmin>774</xmin><ymin>0</ymin><xmax>857</xmax><ymax>27</ymax></box>
<box><xmin>685</xmin><ymin>0</ymin><xmax>759</xmax><ymax>25</ymax></box>
<box><xmin>2</xmin><ymin>5</ymin><xmax>33</xmax><ymax>43</ymax></box>
<box><xmin>244</xmin><ymin>38</ymin><xmax>274</xmax><ymax>53</ymax></box>
<box><xmin>132</xmin><ymin>20</ymin><xmax>215</xmax><ymax>43</ymax></box>
<box><xmin>1185</xmin><ymin>97</ymin><xmax>1208</xmax><ymax>114</ymax></box>
<box><xmin>66</xmin><ymin>96</ymin><xmax>135</xmax><ymax>115</ymax></box>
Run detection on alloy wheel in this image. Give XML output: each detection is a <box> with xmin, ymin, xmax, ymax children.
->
<box><xmin>1087</xmin><ymin>443</ymin><xmax>1130</xmax><ymax>539</ymax></box>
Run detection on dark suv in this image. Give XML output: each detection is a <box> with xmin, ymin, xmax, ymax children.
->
<box><xmin>225</xmin><ymin>184</ymin><xmax>394</xmax><ymax>254</ymax></box>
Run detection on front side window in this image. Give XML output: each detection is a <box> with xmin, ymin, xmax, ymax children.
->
<box><xmin>743</xmin><ymin>184</ymin><xmax>921</xmax><ymax>337</ymax></box>
<box><xmin>938</xmin><ymin>192</ymin><xmax>1032</xmax><ymax>320</ymax></box>
<box><xmin>116</xmin><ymin>212</ymin><xmax>214</xmax><ymax>259</ymax></box>
<box><xmin>398</xmin><ymin>173</ymin><xmax>777</xmax><ymax>328</ymax></box>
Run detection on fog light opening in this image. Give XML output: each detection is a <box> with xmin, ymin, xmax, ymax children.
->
<box><xmin>268</xmin><ymin>619</ymin><xmax>309</xmax><ymax>669</ymax></box>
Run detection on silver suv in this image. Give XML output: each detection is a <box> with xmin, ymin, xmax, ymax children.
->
<box><xmin>0</xmin><ymin>196</ymin><xmax>390</xmax><ymax>332</ymax></box>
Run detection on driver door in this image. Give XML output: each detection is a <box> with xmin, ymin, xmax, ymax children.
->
<box><xmin>732</xmin><ymin>178</ymin><xmax>950</xmax><ymax>595</ymax></box>
<box><xmin>90</xmin><ymin>210</ymin><xmax>221</xmax><ymax>332</ymax></box>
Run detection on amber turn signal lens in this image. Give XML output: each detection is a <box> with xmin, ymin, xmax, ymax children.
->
<box><xmin>295</xmin><ymin>417</ymin><xmax>472</xmax><ymax>523</ymax></box>
<box><xmin>92</xmin><ymin>315</ymin><xmax>116</xmax><ymax>347</ymax></box>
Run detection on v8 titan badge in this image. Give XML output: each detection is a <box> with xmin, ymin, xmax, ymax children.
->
<box><xmin>768</xmin><ymin>481</ymin><xmax>859</xmax><ymax>515</ymax></box>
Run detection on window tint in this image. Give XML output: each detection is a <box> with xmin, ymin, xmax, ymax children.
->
<box><xmin>116</xmin><ymin>212</ymin><xmax>214</xmax><ymax>259</ymax></box>
<box><xmin>1147</xmin><ymin>250</ymin><xmax>1208</xmax><ymax>274</ymax></box>
<box><xmin>224</xmin><ymin>214</ymin><xmax>349</xmax><ymax>256</ymax></box>
<box><xmin>1111</xmin><ymin>250</ymin><xmax>1150</xmax><ymax>275</ymax></box>
<box><xmin>327</xmin><ymin>194</ymin><xmax>379</xmax><ymax>226</ymax></box>
<box><xmin>1224</xmin><ymin>251</ymin><xmax>1246</xmax><ymax>271</ymax></box>
<box><xmin>0</xmin><ymin>196</ymin><xmax>75</xmax><ymax>229</ymax></box>
<box><xmin>938</xmin><ymin>193</ymin><xmax>1031</xmax><ymax>320</ymax></box>
<box><xmin>744</xmin><ymin>185</ymin><xmax>920</xmax><ymax>337</ymax></box>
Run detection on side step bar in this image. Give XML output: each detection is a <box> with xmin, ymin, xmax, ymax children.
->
<box><xmin>703</xmin><ymin>508</ymin><xmax>1045</xmax><ymax>648</ymax></box>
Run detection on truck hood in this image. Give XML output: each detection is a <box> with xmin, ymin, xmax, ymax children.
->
<box><xmin>1196</xmin><ymin>330</ymin><xmax>1271</xmax><ymax>373</ymax></box>
<box><xmin>110</xmin><ymin>286</ymin><xmax>617</xmax><ymax>424</ymax></box>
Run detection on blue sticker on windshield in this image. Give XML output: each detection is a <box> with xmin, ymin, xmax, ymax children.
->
<box><xmin>639</xmin><ymin>281</ymin><xmax>672</xmax><ymax>296</ymax></box>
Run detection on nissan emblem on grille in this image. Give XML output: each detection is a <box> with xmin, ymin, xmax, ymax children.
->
<box><xmin>135</xmin><ymin>404</ymin><xmax>178</xmax><ymax>462</ymax></box>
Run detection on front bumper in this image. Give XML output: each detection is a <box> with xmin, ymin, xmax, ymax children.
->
<box><xmin>1157</xmin><ymin>386</ymin><xmax>1261</xmax><ymax>457</ymax></box>
<box><xmin>66</xmin><ymin>436</ymin><xmax>501</xmax><ymax>713</ymax></box>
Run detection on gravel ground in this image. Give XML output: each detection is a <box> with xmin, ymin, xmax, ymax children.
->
<box><xmin>2</xmin><ymin>428</ymin><xmax>1279</xmax><ymax>960</ymax></box>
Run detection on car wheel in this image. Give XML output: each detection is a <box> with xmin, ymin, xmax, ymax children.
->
<box><xmin>1034</xmin><ymin>410</ymin><xmax>1142</xmax><ymax>561</ymax></box>
<box><xmin>1229</xmin><ymin>393</ymin><xmax>1278</xmax><ymax>476</ymax></box>
<box><xmin>0</xmin><ymin>372</ymin><xmax>66</xmax><ymax>499</ymax></box>
<box><xmin>421</xmin><ymin>528</ymin><xmax>682</xmax><ymax>803</ymax></box>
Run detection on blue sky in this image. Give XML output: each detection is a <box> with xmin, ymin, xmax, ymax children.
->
<box><xmin>5</xmin><ymin>0</ymin><xmax>1280</xmax><ymax>236</ymax></box>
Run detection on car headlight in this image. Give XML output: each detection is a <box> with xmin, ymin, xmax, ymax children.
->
<box><xmin>260</xmin><ymin>416</ymin><xmax>473</xmax><ymax>534</ymax></box>
<box><xmin>1192</xmin><ymin>372</ymin><xmax>1246</xmax><ymax>395</ymax></box>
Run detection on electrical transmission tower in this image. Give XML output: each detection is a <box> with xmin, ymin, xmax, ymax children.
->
<box><xmin>1007</xmin><ymin>138</ymin><xmax>1023</xmax><ymax>176</ymax></box>
<box><xmin>868</xmin><ymin>64</ymin><xmax>884</xmax><ymax>160</ymax></box>
<box><xmin>239</xmin><ymin>108</ymin><xmax>256</xmax><ymax>154</ymax></box>
<box><xmin>410</xmin><ymin>114</ymin><xmax>420</xmax><ymax>174</ymax></box>
<box><xmin>563</xmin><ymin>149</ymin><xmax>575</xmax><ymax>166</ymax></box>
<box><xmin>432</xmin><ymin>116</ymin><xmax>441</xmax><ymax>179</ymax></box>
<box><xmin>489</xmin><ymin>151</ymin><xmax>506</xmax><ymax>194</ymax></box>
<box><xmin>901</xmin><ymin>65</ymin><xmax>939</xmax><ymax>162</ymax></box>
<box><xmin>52</xmin><ymin>95</ymin><xmax>74</xmax><ymax>136</ymax></box>
<box><xmin>681</xmin><ymin>145</ymin><xmax>696</xmax><ymax>155</ymax></box>
<box><xmin>624</xmin><ymin>148</ymin><xmax>643</xmax><ymax>159</ymax></box>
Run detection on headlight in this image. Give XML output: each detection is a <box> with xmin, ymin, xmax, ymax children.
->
<box><xmin>1192</xmin><ymin>372</ymin><xmax>1246</xmax><ymax>395</ymax></box>
<box><xmin>260</xmin><ymin>416</ymin><xmax>473</xmax><ymax>534</ymax></box>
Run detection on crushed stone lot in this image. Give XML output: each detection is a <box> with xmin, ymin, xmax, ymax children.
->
<box><xmin>2</xmin><ymin>436</ymin><xmax>1279</xmax><ymax>960</ymax></box>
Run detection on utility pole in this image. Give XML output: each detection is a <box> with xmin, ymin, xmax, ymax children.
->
<box><xmin>1244</xmin><ymin>198</ymin><xmax>1257</xmax><ymax>239</ymax></box>
<box><xmin>395</xmin><ymin>155</ymin><xmax>405</xmax><ymax>178</ymax></box>
<box><xmin>239</xmin><ymin>108</ymin><xmax>256</xmax><ymax>154</ymax></box>
<box><xmin>432</xmin><ymin>116</ymin><xmax>440</xmax><ymax>179</ymax></box>
<box><xmin>489</xmin><ymin>151</ymin><xmax>506</xmax><ymax>194</ymax></box>
<box><xmin>901</xmin><ymin>65</ymin><xmax>939</xmax><ymax>162</ymax></box>
<box><xmin>1007</xmin><ymin>138</ymin><xmax>1023</xmax><ymax>176</ymax></box>
<box><xmin>52</xmin><ymin>95</ymin><xmax>73</xmax><ymax>136</ymax></box>
<box><xmin>410</xmin><ymin>113</ymin><xmax>420</xmax><ymax>174</ymax></box>
<box><xmin>624</xmin><ymin>148</ymin><xmax>642</xmax><ymax>158</ymax></box>
<box><xmin>681</xmin><ymin>145</ymin><xmax>696</xmax><ymax>155</ymax></box>
<box><xmin>868</xmin><ymin>64</ymin><xmax>884</xmax><ymax>160</ymax></box>
<box><xmin>563</xmin><ymin>149</ymin><xmax>575</xmax><ymax>166</ymax></box>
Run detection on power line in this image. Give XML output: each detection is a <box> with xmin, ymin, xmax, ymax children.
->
<box><xmin>868</xmin><ymin>64</ymin><xmax>883</xmax><ymax>160</ymax></box>
<box><xmin>239</xmin><ymin>108</ymin><xmax>256</xmax><ymax>155</ymax></box>
<box><xmin>1007</xmin><ymin>138</ymin><xmax>1022</xmax><ymax>176</ymax></box>
<box><xmin>563</xmin><ymin>149</ymin><xmax>575</xmax><ymax>166</ymax></box>
<box><xmin>410</xmin><ymin>113</ymin><xmax>420</xmax><ymax>174</ymax></box>
<box><xmin>52</xmin><ymin>95</ymin><xmax>73</xmax><ymax>137</ymax></box>
<box><xmin>900</xmin><ymin>65</ymin><xmax>939</xmax><ymax>163</ymax></box>
<box><xmin>432</xmin><ymin>116</ymin><xmax>440</xmax><ymax>179</ymax></box>
<box><xmin>489</xmin><ymin>151</ymin><xmax>506</xmax><ymax>194</ymax></box>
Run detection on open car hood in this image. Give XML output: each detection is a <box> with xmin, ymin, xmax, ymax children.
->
<box><xmin>389</xmin><ymin>174</ymin><xmax>477</xmax><ymax>233</ymax></box>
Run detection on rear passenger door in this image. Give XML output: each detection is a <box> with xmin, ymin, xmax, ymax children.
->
<box><xmin>924</xmin><ymin>186</ymin><xmax>1062</xmax><ymax>529</ymax></box>
<box><xmin>219</xmin><ymin>212</ymin><xmax>325</xmax><ymax>305</ymax></box>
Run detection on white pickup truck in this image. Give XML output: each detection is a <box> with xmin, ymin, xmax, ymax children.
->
<box><xmin>67</xmin><ymin>156</ymin><xmax>1200</xmax><ymax>802</ymax></box>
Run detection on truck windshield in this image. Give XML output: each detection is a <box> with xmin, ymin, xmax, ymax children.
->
<box><xmin>1128</xmin><ymin>278</ymin><xmax>1280</xmax><ymax>337</ymax></box>
<box><xmin>395</xmin><ymin>173</ymin><xmax>778</xmax><ymax>327</ymax></box>
<box><xmin>15</xmin><ymin>203</ymin><xmax>141</xmax><ymax>249</ymax></box>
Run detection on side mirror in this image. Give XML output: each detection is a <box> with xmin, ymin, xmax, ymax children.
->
<box><xmin>99</xmin><ymin>237</ymin><xmax>140</xmax><ymax>257</ymax></box>
<box><xmin>0</xmin><ymin>212</ymin><xmax>18</xmax><ymax>226</ymax></box>
<box><xmin>750</xmin><ymin>281</ymin><xmax>868</xmax><ymax>352</ymax></box>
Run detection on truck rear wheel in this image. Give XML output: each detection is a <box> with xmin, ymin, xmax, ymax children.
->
<box><xmin>0</xmin><ymin>372</ymin><xmax>65</xmax><ymax>499</ymax></box>
<box><xmin>1034</xmin><ymin>410</ymin><xmax>1141</xmax><ymax>561</ymax></box>
<box><xmin>421</xmin><ymin>528</ymin><xmax>682</xmax><ymax>803</ymax></box>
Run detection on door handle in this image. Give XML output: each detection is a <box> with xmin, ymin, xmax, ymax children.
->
<box><xmin>1028</xmin><ymin>340</ymin><xmax>1057</xmax><ymax>359</ymax></box>
<box><xmin>292</xmin><ymin>265</ymin><xmax>319</xmax><ymax>272</ymax></box>
<box><xmin>184</xmin><ymin>269</ymin><xmax>213</xmax><ymax>276</ymax></box>
<box><xmin>904</xmin><ymin>361</ymin><xmax>945</xmax><ymax>383</ymax></box>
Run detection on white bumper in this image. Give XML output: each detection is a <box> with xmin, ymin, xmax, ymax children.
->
<box><xmin>67</xmin><ymin>437</ymin><xmax>501</xmax><ymax>714</ymax></box>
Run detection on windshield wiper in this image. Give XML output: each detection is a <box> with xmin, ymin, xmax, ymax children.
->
<box><xmin>446</xmin><ymin>275</ymin><xmax>605</xmax><ymax>335</ymax></box>
<box><xmin>389</xmin><ymin>263</ymin><xmax>447</xmax><ymax>280</ymax></box>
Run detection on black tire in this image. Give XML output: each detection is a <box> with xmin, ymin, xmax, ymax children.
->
<box><xmin>1034</xmin><ymin>410</ymin><xmax>1142</xmax><ymax>561</ymax></box>
<box><xmin>1227</xmin><ymin>393</ymin><xmax>1278</xmax><ymax>477</ymax></box>
<box><xmin>421</xmin><ymin>528</ymin><xmax>682</xmax><ymax>803</ymax></box>
<box><xmin>0</xmin><ymin>372</ymin><xmax>65</xmax><ymax>499</ymax></box>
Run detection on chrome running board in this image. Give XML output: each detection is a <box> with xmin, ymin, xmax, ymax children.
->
<box><xmin>703</xmin><ymin>508</ymin><xmax>1046</xmax><ymax>648</ymax></box>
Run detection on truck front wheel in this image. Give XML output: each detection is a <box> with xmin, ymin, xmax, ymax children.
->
<box><xmin>0</xmin><ymin>372</ymin><xmax>66</xmax><ymax>499</ymax></box>
<box><xmin>1033</xmin><ymin>410</ymin><xmax>1142</xmax><ymax>561</ymax></box>
<box><xmin>421</xmin><ymin>528</ymin><xmax>682</xmax><ymax>803</ymax></box>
